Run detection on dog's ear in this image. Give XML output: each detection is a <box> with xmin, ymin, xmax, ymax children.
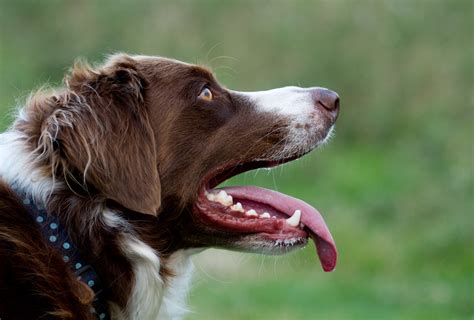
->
<box><xmin>40</xmin><ymin>55</ymin><xmax>161</xmax><ymax>215</ymax></box>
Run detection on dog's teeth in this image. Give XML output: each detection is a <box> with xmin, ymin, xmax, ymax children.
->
<box><xmin>230</xmin><ymin>202</ymin><xmax>244</xmax><ymax>212</ymax></box>
<box><xmin>286</xmin><ymin>210</ymin><xmax>301</xmax><ymax>227</ymax></box>
<box><xmin>223</xmin><ymin>195</ymin><xmax>233</xmax><ymax>206</ymax></box>
<box><xmin>260</xmin><ymin>212</ymin><xmax>270</xmax><ymax>218</ymax></box>
<box><xmin>218</xmin><ymin>190</ymin><xmax>228</xmax><ymax>197</ymax></box>
<box><xmin>215</xmin><ymin>190</ymin><xmax>233</xmax><ymax>206</ymax></box>
<box><xmin>205</xmin><ymin>192</ymin><xmax>216</xmax><ymax>201</ymax></box>
<box><xmin>246</xmin><ymin>209</ymin><xmax>258</xmax><ymax>217</ymax></box>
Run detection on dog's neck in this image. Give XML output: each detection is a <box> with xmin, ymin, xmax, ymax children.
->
<box><xmin>0</xmin><ymin>130</ymin><xmax>195</xmax><ymax>320</ymax></box>
<box><xmin>11</xmin><ymin>187</ymin><xmax>111</xmax><ymax>319</ymax></box>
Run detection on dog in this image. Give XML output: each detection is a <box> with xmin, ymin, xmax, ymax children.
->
<box><xmin>0</xmin><ymin>54</ymin><xmax>339</xmax><ymax>319</ymax></box>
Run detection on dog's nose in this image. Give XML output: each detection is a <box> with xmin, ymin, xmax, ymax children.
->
<box><xmin>312</xmin><ymin>88</ymin><xmax>340</xmax><ymax>117</ymax></box>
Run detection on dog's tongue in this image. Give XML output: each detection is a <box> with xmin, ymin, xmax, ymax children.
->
<box><xmin>222</xmin><ymin>186</ymin><xmax>337</xmax><ymax>272</ymax></box>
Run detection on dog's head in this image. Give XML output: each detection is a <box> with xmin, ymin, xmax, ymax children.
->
<box><xmin>27</xmin><ymin>54</ymin><xmax>339</xmax><ymax>271</ymax></box>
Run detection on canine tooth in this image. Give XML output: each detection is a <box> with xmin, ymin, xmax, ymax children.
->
<box><xmin>286</xmin><ymin>210</ymin><xmax>301</xmax><ymax>227</ymax></box>
<box><xmin>246</xmin><ymin>209</ymin><xmax>258</xmax><ymax>217</ymax></box>
<box><xmin>230</xmin><ymin>202</ymin><xmax>244</xmax><ymax>212</ymax></box>
<box><xmin>260</xmin><ymin>212</ymin><xmax>270</xmax><ymax>218</ymax></box>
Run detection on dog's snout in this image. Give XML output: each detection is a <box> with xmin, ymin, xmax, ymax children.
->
<box><xmin>312</xmin><ymin>88</ymin><xmax>340</xmax><ymax>117</ymax></box>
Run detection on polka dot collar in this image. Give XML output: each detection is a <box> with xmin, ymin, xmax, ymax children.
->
<box><xmin>13</xmin><ymin>185</ymin><xmax>110</xmax><ymax>319</ymax></box>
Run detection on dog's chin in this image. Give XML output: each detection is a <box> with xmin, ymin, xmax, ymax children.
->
<box><xmin>230</xmin><ymin>234</ymin><xmax>308</xmax><ymax>255</ymax></box>
<box><xmin>182</xmin><ymin>229</ymin><xmax>309</xmax><ymax>255</ymax></box>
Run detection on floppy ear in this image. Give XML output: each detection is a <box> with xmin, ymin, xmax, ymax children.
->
<box><xmin>42</xmin><ymin>56</ymin><xmax>161</xmax><ymax>215</ymax></box>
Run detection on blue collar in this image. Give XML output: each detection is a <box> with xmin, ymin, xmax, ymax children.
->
<box><xmin>12</xmin><ymin>185</ymin><xmax>110</xmax><ymax>320</ymax></box>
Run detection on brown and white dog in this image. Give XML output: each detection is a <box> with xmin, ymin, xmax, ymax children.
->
<box><xmin>0</xmin><ymin>54</ymin><xmax>339</xmax><ymax>319</ymax></box>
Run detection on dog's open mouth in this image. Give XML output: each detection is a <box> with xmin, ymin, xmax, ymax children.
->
<box><xmin>194</xmin><ymin>157</ymin><xmax>337</xmax><ymax>272</ymax></box>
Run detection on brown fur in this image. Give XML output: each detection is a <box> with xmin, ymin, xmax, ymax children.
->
<box><xmin>0</xmin><ymin>182</ymin><xmax>95</xmax><ymax>319</ymax></box>
<box><xmin>1</xmin><ymin>54</ymin><xmax>288</xmax><ymax>319</ymax></box>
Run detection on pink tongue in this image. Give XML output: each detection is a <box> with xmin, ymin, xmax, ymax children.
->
<box><xmin>221</xmin><ymin>186</ymin><xmax>337</xmax><ymax>272</ymax></box>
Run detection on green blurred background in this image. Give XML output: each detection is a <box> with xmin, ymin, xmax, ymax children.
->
<box><xmin>0</xmin><ymin>1</ymin><xmax>472</xmax><ymax>319</ymax></box>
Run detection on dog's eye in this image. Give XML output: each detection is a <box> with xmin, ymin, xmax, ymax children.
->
<box><xmin>198</xmin><ymin>87</ymin><xmax>213</xmax><ymax>101</ymax></box>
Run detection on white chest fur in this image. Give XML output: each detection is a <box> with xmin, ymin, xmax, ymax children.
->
<box><xmin>103</xmin><ymin>211</ymin><xmax>195</xmax><ymax>320</ymax></box>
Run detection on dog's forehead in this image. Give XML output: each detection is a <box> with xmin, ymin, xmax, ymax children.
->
<box><xmin>129</xmin><ymin>55</ymin><xmax>214</xmax><ymax>79</ymax></box>
<box><xmin>132</xmin><ymin>54</ymin><xmax>190</xmax><ymax>66</ymax></box>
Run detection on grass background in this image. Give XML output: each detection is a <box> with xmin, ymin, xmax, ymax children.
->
<box><xmin>0</xmin><ymin>1</ymin><xmax>472</xmax><ymax>319</ymax></box>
